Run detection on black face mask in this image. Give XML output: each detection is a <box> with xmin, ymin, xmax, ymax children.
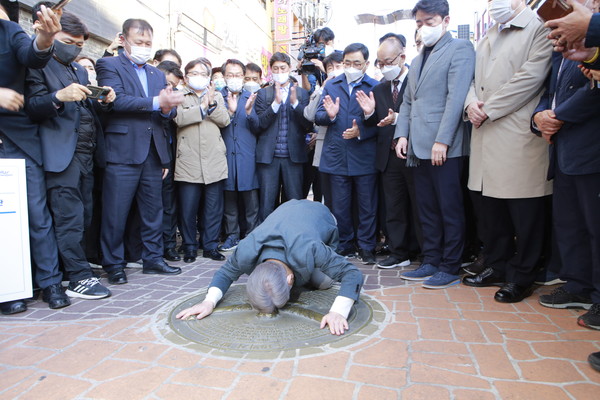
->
<box><xmin>1</xmin><ymin>0</ymin><xmax>19</xmax><ymax>23</ymax></box>
<box><xmin>53</xmin><ymin>39</ymin><xmax>82</xmax><ymax>65</ymax></box>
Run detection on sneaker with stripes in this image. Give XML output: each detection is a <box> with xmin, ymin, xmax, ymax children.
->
<box><xmin>66</xmin><ymin>277</ymin><xmax>111</xmax><ymax>300</ymax></box>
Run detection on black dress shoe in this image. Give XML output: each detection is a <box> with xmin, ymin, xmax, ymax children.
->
<box><xmin>183</xmin><ymin>252</ymin><xmax>196</xmax><ymax>263</ymax></box>
<box><xmin>494</xmin><ymin>282</ymin><xmax>534</xmax><ymax>303</ymax></box>
<box><xmin>42</xmin><ymin>284</ymin><xmax>71</xmax><ymax>309</ymax></box>
<box><xmin>462</xmin><ymin>254</ymin><xmax>486</xmax><ymax>276</ymax></box>
<box><xmin>143</xmin><ymin>260</ymin><xmax>182</xmax><ymax>275</ymax></box>
<box><xmin>107</xmin><ymin>269</ymin><xmax>128</xmax><ymax>285</ymax></box>
<box><xmin>589</xmin><ymin>352</ymin><xmax>600</xmax><ymax>372</ymax></box>
<box><xmin>203</xmin><ymin>249</ymin><xmax>226</xmax><ymax>261</ymax></box>
<box><xmin>462</xmin><ymin>267</ymin><xmax>505</xmax><ymax>287</ymax></box>
<box><xmin>163</xmin><ymin>248</ymin><xmax>181</xmax><ymax>262</ymax></box>
<box><xmin>1</xmin><ymin>300</ymin><xmax>27</xmax><ymax>315</ymax></box>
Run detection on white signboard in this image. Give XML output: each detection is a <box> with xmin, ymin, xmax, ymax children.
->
<box><xmin>0</xmin><ymin>159</ymin><xmax>32</xmax><ymax>303</ymax></box>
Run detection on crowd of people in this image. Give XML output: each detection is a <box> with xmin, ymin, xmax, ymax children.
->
<box><xmin>0</xmin><ymin>0</ymin><xmax>599</xmax><ymax>371</ymax></box>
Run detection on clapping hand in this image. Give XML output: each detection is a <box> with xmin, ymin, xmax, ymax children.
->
<box><xmin>289</xmin><ymin>83</ymin><xmax>298</xmax><ymax>105</ymax></box>
<box><xmin>377</xmin><ymin>108</ymin><xmax>396</xmax><ymax>127</ymax></box>
<box><xmin>322</xmin><ymin>95</ymin><xmax>340</xmax><ymax>119</ymax></box>
<box><xmin>342</xmin><ymin>119</ymin><xmax>360</xmax><ymax>139</ymax></box>
<box><xmin>355</xmin><ymin>90</ymin><xmax>375</xmax><ymax>116</ymax></box>
<box><xmin>227</xmin><ymin>91</ymin><xmax>238</xmax><ymax>114</ymax></box>
<box><xmin>158</xmin><ymin>86</ymin><xmax>184</xmax><ymax>114</ymax></box>
<box><xmin>245</xmin><ymin>92</ymin><xmax>257</xmax><ymax>115</ymax></box>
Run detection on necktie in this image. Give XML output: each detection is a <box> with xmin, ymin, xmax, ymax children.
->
<box><xmin>392</xmin><ymin>80</ymin><xmax>399</xmax><ymax>106</ymax></box>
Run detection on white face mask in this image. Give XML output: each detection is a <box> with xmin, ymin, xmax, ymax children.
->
<box><xmin>489</xmin><ymin>0</ymin><xmax>515</xmax><ymax>24</ymax></box>
<box><xmin>420</xmin><ymin>22</ymin><xmax>445</xmax><ymax>47</ymax></box>
<box><xmin>243</xmin><ymin>81</ymin><xmax>261</xmax><ymax>93</ymax></box>
<box><xmin>226</xmin><ymin>77</ymin><xmax>244</xmax><ymax>93</ymax></box>
<box><xmin>272</xmin><ymin>72</ymin><xmax>289</xmax><ymax>85</ymax></box>
<box><xmin>188</xmin><ymin>75</ymin><xmax>210</xmax><ymax>91</ymax></box>
<box><xmin>327</xmin><ymin>68</ymin><xmax>344</xmax><ymax>79</ymax></box>
<box><xmin>87</xmin><ymin>70</ymin><xmax>97</xmax><ymax>85</ymax></box>
<box><xmin>381</xmin><ymin>64</ymin><xmax>401</xmax><ymax>81</ymax></box>
<box><xmin>344</xmin><ymin>67</ymin><xmax>364</xmax><ymax>83</ymax></box>
<box><xmin>128</xmin><ymin>45</ymin><xmax>152</xmax><ymax>65</ymax></box>
<box><xmin>324</xmin><ymin>45</ymin><xmax>335</xmax><ymax>57</ymax></box>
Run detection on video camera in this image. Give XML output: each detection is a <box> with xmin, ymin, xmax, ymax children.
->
<box><xmin>297</xmin><ymin>34</ymin><xmax>325</xmax><ymax>74</ymax></box>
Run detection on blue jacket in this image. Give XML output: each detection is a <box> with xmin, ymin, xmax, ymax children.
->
<box><xmin>248</xmin><ymin>83</ymin><xmax>313</xmax><ymax>164</ymax></box>
<box><xmin>210</xmin><ymin>199</ymin><xmax>363</xmax><ymax>301</ymax></box>
<box><xmin>25</xmin><ymin>58</ymin><xmax>109</xmax><ymax>172</ymax></box>
<box><xmin>533</xmin><ymin>53</ymin><xmax>600</xmax><ymax>177</ymax></box>
<box><xmin>586</xmin><ymin>13</ymin><xmax>600</xmax><ymax>47</ymax></box>
<box><xmin>315</xmin><ymin>73</ymin><xmax>379</xmax><ymax>176</ymax></box>
<box><xmin>0</xmin><ymin>20</ymin><xmax>53</xmax><ymax>165</ymax></box>
<box><xmin>220</xmin><ymin>88</ymin><xmax>259</xmax><ymax>191</ymax></box>
<box><xmin>96</xmin><ymin>52</ymin><xmax>173</xmax><ymax>165</ymax></box>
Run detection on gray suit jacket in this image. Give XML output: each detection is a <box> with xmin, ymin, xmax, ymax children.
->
<box><xmin>394</xmin><ymin>32</ymin><xmax>475</xmax><ymax>165</ymax></box>
<box><xmin>209</xmin><ymin>199</ymin><xmax>363</xmax><ymax>301</ymax></box>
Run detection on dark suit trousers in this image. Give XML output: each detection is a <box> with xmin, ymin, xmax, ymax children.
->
<box><xmin>46</xmin><ymin>151</ymin><xmax>95</xmax><ymax>283</ymax></box>
<box><xmin>320</xmin><ymin>171</ymin><xmax>333</xmax><ymax>211</ymax></box>
<box><xmin>330</xmin><ymin>173</ymin><xmax>378</xmax><ymax>252</ymax></box>
<box><xmin>413</xmin><ymin>157</ymin><xmax>465</xmax><ymax>274</ymax></box>
<box><xmin>553</xmin><ymin>168</ymin><xmax>600</xmax><ymax>302</ymax></box>
<box><xmin>101</xmin><ymin>146</ymin><xmax>164</xmax><ymax>271</ymax></box>
<box><xmin>224</xmin><ymin>189</ymin><xmax>259</xmax><ymax>238</ymax></box>
<box><xmin>161</xmin><ymin>164</ymin><xmax>178</xmax><ymax>250</ymax></box>
<box><xmin>257</xmin><ymin>157</ymin><xmax>303</xmax><ymax>222</ymax></box>
<box><xmin>0</xmin><ymin>134</ymin><xmax>62</xmax><ymax>288</ymax></box>
<box><xmin>178</xmin><ymin>180</ymin><xmax>224</xmax><ymax>252</ymax></box>
<box><xmin>382</xmin><ymin>150</ymin><xmax>421</xmax><ymax>260</ymax></box>
<box><xmin>481</xmin><ymin>195</ymin><xmax>546</xmax><ymax>286</ymax></box>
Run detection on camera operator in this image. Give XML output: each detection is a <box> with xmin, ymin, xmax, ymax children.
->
<box><xmin>299</xmin><ymin>27</ymin><xmax>337</xmax><ymax>94</ymax></box>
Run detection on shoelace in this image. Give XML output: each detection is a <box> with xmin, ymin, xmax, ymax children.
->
<box><xmin>79</xmin><ymin>277</ymin><xmax>100</xmax><ymax>287</ymax></box>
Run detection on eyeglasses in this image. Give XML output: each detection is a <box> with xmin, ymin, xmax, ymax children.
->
<box><xmin>343</xmin><ymin>61</ymin><xmax>365</xmax><ymax>69</ymax></box>
<box><xmin>375</xmin><ymin>52</ymin><xmax>404</xmax><ymax>69</ymax></box>
<box><xmin>187</xmin><ymin>71</ymin><xmax>209</xmax><ymax>78</ymax></box>
<box><xmin>225</xmin><ymin>73</ymin><xmax>244</xmax><ymax>79</ymax></box>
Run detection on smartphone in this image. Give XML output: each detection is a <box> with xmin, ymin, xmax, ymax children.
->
<box><xmin>536</xmin><ymin>0</ymin><xmax>588</xmax><ymax>22</ymax></box>
<box><xmin>87</xmin><ymin>85</ymin><xmax>110</xmax><ymax>101</ymax></box>
<box><xmin>51</xmin><ymin>0</ymin><xmax>72</xmax><ymax>11</ymax></box>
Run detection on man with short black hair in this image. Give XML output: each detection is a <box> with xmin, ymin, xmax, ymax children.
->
<box><xmin>394</xmin><ymin>0</ymin><xmax>475</xmax><ymax>289</ymax></box>
<box><xmin>316</xmin><ymin>42</ymin><xmax>380</xmax><ymax>265</ymax></box>
<box><xmin>153</xmin><ymin>49</ymin><xmax>182</xmax><ymax>67</ymax></box>
<box><xmin>249</xmin><ymin>52</ymin><xmax>312</xmax><ymax>222</ymax></box>
<box><xmin>220</xmin><ymin>59</ymin><xmax>259</xmax><ymax>251</ymax></box>
<box><xmin>95</xmin><ymin>18</ymin><xmax>184</xmax><ymax>284</ymax></box>
<box><xmin>155</xmin><ymin>60</ymin><xmax>183</xmax><ymax>262</ymax></box>
<box><xmin>0</xmin><ymin>1</ymin><xmax>67</xmax><ymax>313</ymax></box>
<box><xmin>26</xmin><ymin>12</ymin><xmax>115</xmax><ymax>300</ymax></box>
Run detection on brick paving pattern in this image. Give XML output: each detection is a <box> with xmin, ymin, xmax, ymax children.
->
<box><xmin>1</xmin><ymin>257</ymin><xmax>599</xmax><ymax>399</ymax></box>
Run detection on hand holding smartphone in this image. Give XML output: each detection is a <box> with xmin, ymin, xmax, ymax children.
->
<box><xmin>51</xmin><ymin>0</ymin><xmax>73</xmax><ymax>11</ymax></box>
<box><xmin>536</xmin><ymin>0</ymin><xmax>588</xmax><ymax>22</ymax></box>
<box><xmin>87</xmin><ymin>85</ymin><xmax>111</xmax><ymax>101</ymax></box>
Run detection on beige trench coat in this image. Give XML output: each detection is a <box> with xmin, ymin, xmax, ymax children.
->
<box><xmin>465</xmin><ymin>7</ymin><xmax>553</xmax><ymax>199</ymax></box>
<box><xmin>174</xmin><ymin>87</ymin><xmax>230</xmax><ymax>185</ymax></box>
